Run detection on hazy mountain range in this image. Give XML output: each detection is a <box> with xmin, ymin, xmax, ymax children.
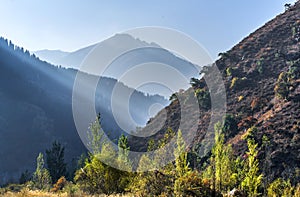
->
<box><xmin>0</xmin><ymin>37</ymin><xmax>170</xmax><ymax>184</ymax></box>
<box><xmin>34</xmin><ymin>34</ymin><xmax>200</xmax><ymax>97</ymax></box>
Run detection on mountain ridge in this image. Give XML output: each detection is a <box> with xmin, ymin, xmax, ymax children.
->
<box><xmin>130</xmin><ymin>1</ymin><xmax>300</xmax><ymax>183</ymax></box>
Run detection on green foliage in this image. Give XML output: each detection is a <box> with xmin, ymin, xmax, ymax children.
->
<box><xmin>230</xmin><ymin>77</ymin><xmax>239</xmax><ymax>89</ymax></box>
<box><xmin>230</xmin><ymin>77</ymin><xmax>248</xmax><ymax>90</ymax></box>
<box><xmin>174</xmin><ymin>130</ymin><xmax>190</xmax><ymax>178</ymax></box>
<box><xmin>88</xmin><ymin>114</ymin><xmax>104</xmax><ymax>154</ymax></box>
<box><xmin>117</xmin><ymin>134</ymin><xmax>131</xmax><ymax>171</ymax></box>
<box><xmin>222</xmin><ymin>114</ymin><xmax>238</xmax><ymax>139</ymax></box>
<box><xmin>74</xmin><ymin>151</ymin><xmax>125</xmax><ymax>194</ymax></box>
<box><xmin>194</xmin><ymin>87</ymin><xmax>211</xmax><ymax>110</ymax></box>
<box><xmin>267</xmin><ymin>178</ymin><xmax>294</xmax><ymax>197</ymax></box>
<box><xmin>218</xmin><ymin>52</ymin><xmax>229</xmax><ymax>59</ymax></box>
<box><xmin>226</xmin><ymin>67</ymin><xmax>232</xmax><ymax>77</ymax></box>
<box><xmin>174</xmin><ymin>171</ymin><xmax>215</xmax><ymax>197</ymax></box>
<box><xmin>174</xmin><ymin>130</ymin><xmax>192</xmax><ymax>196</ymax></box>
<box><xmin>63</xmin><ymin>182</ymin><xmax>80</xmax><ymax>197</ymax></box>
<box><xmin>46</xmin><ymin>141</ymin><xmax>67</xmax><ymax>183</ymax></box>
<box><xmin>190</xmin><ymin>77</ymin><xmax>201</xmax><ymax>88</ymax></box>
<box><xmin>203</xmin><ymin>122</ymin><xmax>236</xmax><ymax>194</ymax></box>
<box><xmin>274</xmin><ymin>72</ymin><xmax>290</xmax><ymax>100</ymax></box>
<box><xmin>241</xmin><ymin>138</ymin><xmax>263</xmax><ymax>196</ymax></box>
<box><xmin>256</xmin><ymin>58</ymin><xmax>264</xmax><ymax>74</ymax></box>
<box><xmin>32</xmin><ymin>153</ymin><xmax>52</xmax><ymax>190</ymax></box>
<box><xmin>19</xmin><ymin>170</ymin><xmax>31</xmax><ymax>184</ymax></box>
<box><xmin>169</xmin><ymin>93</ymin><xmax>178</xmax><ymax>102</ymax></box>
<box><xmin>241</xmin><ymin>126</ymin><xmax>258</xmax><ymax>140</ymax></box>
<box><xmin>74</xmin><ymin>115</ymin><xmax>131</xmax><ymax>195</ymax></box>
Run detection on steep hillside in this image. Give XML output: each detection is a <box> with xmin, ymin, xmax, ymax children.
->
<box><xmin>132</xmin><ymin>1</ymin><xmax>300</xmax><ymax>182</ymax></box>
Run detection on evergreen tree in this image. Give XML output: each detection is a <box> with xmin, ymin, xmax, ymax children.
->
<box><xmin>174</xmin><ymin>130</ymin><xmax>191</xmax><ymax>196</ymax></box>
<box><xmin>241</xmin><ymin>138</ymin><xmax>263</xmax><ymax>196</ymax></box>
<box><xmin>117</xmin><ymin>134</ymin><xmax>131</xmax><ymax>171</ymax></box>
<box><xmin>46</xmin><ymin>141</ymin><xmax>67</xmax><ymax>183</ymax></box>
<box><xmin>203</xmin><ymin>122</ymin><xmax>236</xmax><ymax>194</ymax></box>
<box><xmin>88</xmin><ymin>113</ymin><xmax>103</xmax><ymax>154</ymax></box>
<box><xmin>32</xmin><ymin>153</ymin><xmax>51</xmax><ymax>190</ymax></box>
<box><xmin>19</xmin><ymin>170</ymin><xmax>31</xmax><ymax>184</ymax></box>
<box><xmin>174</xmin><ymin>130</ymin><xmax>190</xmax><ymax>178</ymax></box>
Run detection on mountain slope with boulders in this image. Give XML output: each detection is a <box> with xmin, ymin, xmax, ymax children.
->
<box><xmin>132</xmin><ymin>1</ymin><xmax>300</xmax><ymax>183</ymax></box>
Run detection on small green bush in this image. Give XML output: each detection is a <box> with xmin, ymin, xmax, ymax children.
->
<box><xmin>267</xmin><ymin>178</ymin><xmax>294</xmax><ymax>197</ymax></box>
<box><xmin>274</xmin><ymin>72</ymin><xmax>289</xmax><ymax>100</ymax></box>
<box><xmin>230</xmin><ymin>77</ymin><xmax>239</xmax><ymax>89</ymax></box>
<box><xmin>194</xmin><ymin>88</ymin><xmax>211</xmax><ymax>110</ymax></box>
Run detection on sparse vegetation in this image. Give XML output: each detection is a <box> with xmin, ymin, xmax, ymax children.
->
<box><xmin>194</xmin><ymin>87</ymin><xmax>211</xmax><ymax>110</ymax></box>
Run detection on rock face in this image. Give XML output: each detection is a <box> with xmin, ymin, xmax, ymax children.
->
<box><xmin>132</xmin><ymin>1</ymin><xmax>300</xmax><ymax>182</ymax></box>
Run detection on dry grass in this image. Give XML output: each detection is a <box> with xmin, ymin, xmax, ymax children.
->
<box><xmin>0</xmin><ymin>189</ymin><xmax>134</xmax><ymax>197</ymax></box>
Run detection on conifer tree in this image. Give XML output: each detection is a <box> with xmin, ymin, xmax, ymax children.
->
<box><xmin>174</xmin><ymin>129</ymin><xmax>191</xmax><ymax>196</ymax></box>
<box><xmin>32</xmin><ymin>153</ymin><xmax>51</xmax><ymax>190</ymax></box>
<box><xmin>241</xmin><ymin>138</ymin><xmax>263</xmax><ymax>196</ymax></box>
<box><xmin>204</xmin><ymin>122</ymin><xmax>235</xmax><ymax>193</ymax></box>
<box><xmin>117</xmin><ymin>134</ymin><xmax>131</xmax><ymax>171</ymax></box>
<box><xmin>46</xmin><ymin>141</ymin><xmax>67</xmax><ymax>183</ymax></box>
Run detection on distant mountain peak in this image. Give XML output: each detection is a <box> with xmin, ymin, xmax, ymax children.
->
<box><xmin>33</xmin><ymin>33</ymin><xmax>162</xmax><ymax>69</ymax></box>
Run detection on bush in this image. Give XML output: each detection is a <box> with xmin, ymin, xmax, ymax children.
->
<box><xmin>226</xmin><ymin>67</ymin><xmax>232</xmax><ymax>76</ymax></box>
<box><xmin>241</xmin><ymin>126</ymin><xmax>258</xmax><ymax>140</ymax></box>
<box><xmin>222</xmin><ymin>114</ymin><xmax>238</xmax><ymax>139</ymax></box>
<box><xmin>51</xmin><ymin>176</ymin><xmax>67</xmax><ymax>192</ymax></box>
<box><xmin>230</xmin><ymin>77</ymin><xmax>239</xmax><ymax>89</ymax></box>
<box><xmin>238</xmin><ymin>95</ymin><xmax>244</xmax><ymax>102</ymax></box>
<box><xmin>267</xmin><ymin>178</ymin><xmax>294</xmax><ymax>197</ymax></box>
<box><xmin>174</xmin><ymin>171</ymin><xmax>215</xmax><ymax>197</ymax></box>
<box><xmin>274</xmin><ymin>72</ymin><xmax>289</xmax><ymax>100</ymax></box>
<box><xmin>63</xmin><ymin>182</ymin><xmax>80</xmax><ymax>197</ymax></box>
<box><xmin>194</xmin><ymin>88</ymin><xmax>211</xmax><ymax>110</ymax></box>
<box><xmin>256</xmin><ymin>58</ymin><xmax>264</xmax><ymax>74</ymax></box>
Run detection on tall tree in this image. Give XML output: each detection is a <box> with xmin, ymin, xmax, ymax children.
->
<box><xmin>203</xmin><ymin>122</ymin><xmax>236</xmax><ymax>193</ymax></box>
<box><xmin>174</xmin><ymin>129</ymin><xmax>191</xmax><ymax>196</ymax></box>
<box><xmin>117</xmin><ymin>134</ymin><xmax>131</xmax><ymax>170</ymax></box>
<box><xmin>241</xmin><ymin>138</ymin><xmax>263</xmax><ymax>196</ymax></box>
<box><xmin>88</xmin><ymin>113</ymin><xmax>104</xmax><ymax>154</ymax></box>
<box><xmin>32</xmin><ymin>153</ymin><xmax>51</xmax><ymax>190</ymax></box>
<box><xmin>46</xmin><ymin>141</ymin><xmax>67</xmax><ymax>183</ymax></box>
<box><xmin>174</xmin><ymin>129</ymin><xmax>190</xmax><ymax>178</ymax></box>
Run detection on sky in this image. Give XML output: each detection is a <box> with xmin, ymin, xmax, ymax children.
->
<box><xmin>0</xmin><ymin>0</ymin><xmax>297</xmax><ymax>59</ymax></box>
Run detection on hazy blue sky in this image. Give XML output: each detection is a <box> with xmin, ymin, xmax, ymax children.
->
<box><xmin>0</xmin><ymin>0</ymin><xmax>297</xmax><ymax>58</ymax></box>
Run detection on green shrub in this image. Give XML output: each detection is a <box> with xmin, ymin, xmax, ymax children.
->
<box><xmin>274</xmin><ymin>72</ymin><xmax>289</xmax><ymax>100</ymax></box>
<box><xmin>226</xmin><ymin>67</ymin><xmax>232</xmax><ymax>76</ymax></box>
<box><xmin>31</xmin><ymin>153</ymin><xmax>52</xmax><ymax>190</ymax></box>
<box><xmin>230</xmin><ymin>77</ymin><xmax>239</xmax><ymax>89</ymax></box>
<box><xmin>194</xmin><ymin>88</ymin><xmax>211</xmax><ymax>110</ymax></box>
<box><xmin>267</xmin><ymin>178</ymin><xmax>294</xmax><ymax>197</ymax></box>
<box><xmin>174</xmin><ymin>171</ymin><xmax>214</xmax><ymax>197</ymax></box>
<box><xmin>256</xmin><ymin>58</ymin><xmax>264</xmax><ymax>74</ymax></box>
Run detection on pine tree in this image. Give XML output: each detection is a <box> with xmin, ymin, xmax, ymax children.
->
<box><xmin>88</xmin><ymin>113</ymin><xmax>104</xmax><ymax>154</ymax></box>
<box><xmin>117</xmin><ymin>134</ymin><xmax>131</xmax><ymax>171</ymax></box>
<box><xmin>46</xmin><ymin>141</ymin><xmax>67</xmax><ymax>183</ymax></box>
